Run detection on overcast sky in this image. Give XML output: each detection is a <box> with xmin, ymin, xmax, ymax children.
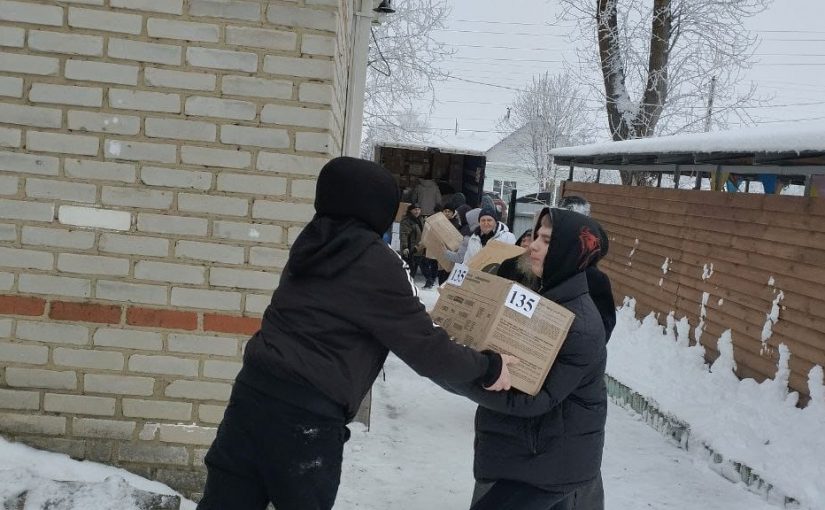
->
<box><xmin>407</xmin><ymin>0</ymin><xmax>825</xmax><ymax>151</ymax></box>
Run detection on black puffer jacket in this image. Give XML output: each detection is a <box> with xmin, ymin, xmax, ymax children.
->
<box><xmin>241</xmin><ymin>157</ymin><xmax>500</xmax><ymax>422</ymax></box>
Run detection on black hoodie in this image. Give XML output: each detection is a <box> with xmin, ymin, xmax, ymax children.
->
<box><xmin>241</xmin><ymin>157</ymin><xmax>500</xmax><ymax>421</ymax></box>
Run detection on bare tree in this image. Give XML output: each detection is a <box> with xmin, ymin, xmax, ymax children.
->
<box><xmin>361</xmin><ymin>0</ymin><xmax>452</xmax><ymax>156</ymax></box>
<box><xmin>498</xmin><ymin>72</ymin><xmax>594</xmax><ymax>199</ymax></box>
<box><xmin>559</xmin><ymin>0</ymin><xmax>772</xmax><ymax>182</ymax></box>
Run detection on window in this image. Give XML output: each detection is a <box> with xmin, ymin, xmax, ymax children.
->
<box><xmin>492</xmin><ymin>179</ymin><xmax>518</xmax><ymax>200</ymax></box>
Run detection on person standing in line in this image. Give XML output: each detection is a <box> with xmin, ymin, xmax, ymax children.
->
<box><xmin>197</xmin><ymin>157</ymin><xmax>517</xmax><ymax>510</ymax></box>
<box><xmin>461</xmin><ymin>207</ymin><xmax>516</xmax><ymax>265</ymax></box>
<box><xmin>399</xmin><ymin>203</ymin><xmax>424</xmax><ymax>279</ymax></box>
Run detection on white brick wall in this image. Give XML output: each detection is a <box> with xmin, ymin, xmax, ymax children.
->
<box><xmin>0</xmin><ymin>0</ymin><xmax>359</xmax><ymax>493</ymax></box>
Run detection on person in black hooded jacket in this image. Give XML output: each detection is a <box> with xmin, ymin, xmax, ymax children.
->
<box><xmin>441</xmin><ymin>207</ymin><xmax>609</xmax><ymax>510</ymax></box>
<box><xmin>197</xmin><ymin>157</ymin><xmax>515</xmax><ymax>510</ymax></box>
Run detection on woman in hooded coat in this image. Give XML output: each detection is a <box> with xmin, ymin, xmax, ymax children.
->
<box><xmin>197</xmin><ymin>157</ymin><xmax>515</xmax><ymax>510</ymax></box>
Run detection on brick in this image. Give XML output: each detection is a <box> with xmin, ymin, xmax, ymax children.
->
<box><xmin>0</xmin><ymin>295</ymin><xmax>45</xmax><ymax>316</ymax></box>
<box><xmin>65</xmin><ymin>158</ymin><xmax>136</xmax><ymax>182</ymax></box>
<box><xmin>290</xmin><ymin>179</ymin><xmax>316</xmax><ymax>199</ymax></box>
<box><xmin>5</xmin><ymin>367</ymin><xmax>77</xmax><ymax>390</ymax></box>
<box><xmin>249</xmin><ymin>247</ymin><xmax>289</xmax><ymax>268</ymax></box>
<box><xmin>58</xmin><ymin>254</ymin><xmax>129</xmax><ymax>276</ymax></box>
<box><xmin>0</xmin><ymin>104</ymin><xmax>61</xmax><ymax>128</ymax></box>
<box><xmin>0</xmin><ymin>272</ymin><xmax>13</xmax><ymax>291</ymax></box>
<box><xmin>0</xmin><ymin>224</ymin><xmax>15</xmax><ymax>241</ymax></box>
<box><xmin>85</xmin><ymin>441</ymin><xmax>114</xmax><ymax>463</ymax></box>
<box><xmin>128</xmin><ymin>354</ymin><xmax>198</xmax><ymax>377</ymax></box>
<box><xmin>65</xmin><ymin>59</ymin><xmax>139</xmax><ymax>85</ymax></box>
<box><xmin>0</xmin><ymin>388</ymin><xmax>39</xmax><ymax>409</ymax></box>
<box><xmin>111</xmin><ymin>0</ymin><xmax>182</xmax><ymax>14</ymax></box>
<box><xmin>176</xmin><ymin>240</ymin><xmax>244</xmax><ymax>264</ymax></box>
<box><xmin>0</xmin><ymin>26</ymin><xmax>24</xmax><ymax>47</ymax></box>
<box><xmin>257</xmin><ymin>152</ymin><xmax>327</xmax><ymax>176</ymax></box>
<box><xmin>105</xmin><ymin>139</ymin><xmax>176</xmax><ymax>163</ymax></box>
<box><xmin>135</xmin><ymin>261</ymin><xmax>206</xmax><ymax>285</ymax></box>
<box><xmin>0</xmin><ymin>317</ymin><xmax>11</xmax><ymax>336</ymax></box>
<box><xmin>58</xmin><ymin>205</ymin><xmax>131</xmax><ymax>231</ymax></box>
<box><xmin>170</xmin><ymin>287</ymin><xmax>241</xmax><ymax>311</ymax></box>
<box><xmin>147</xmin><ymin>18</ymin><xmax>218</xmax><ymax>42</ymax></box>
<box><xmin>0</xmin><ymin>127</ymin><xmax>19</xmax><ymax>147</ymax></box>
<box><xmin>213</xmin><ymin>221</ymin><xmax>282</xmax><ymax>243</ymax></box>
<box><xmin>49</xmin><ymin>301</ymin><xmax>122</xmax><ymax>324</ymax></box>
<box><xmin>144</xmin><ymin>67</ymin><xmax>216</xmax><ymax>91</ymax></box>
<box><xmin>222</xmin><ymin>75</ymin><xmax>293</xmax><ymax>101</ymax></box>
<box><xmin>267</xmin><ymin>4</ymin><xmax>336</xmax><ymax>31</ymax></box>
<box><xmin>185</xmin><ymin>96</ymin><xmax>255</xmax><ymax>121</ymax></box>
<box><xmin>25</xmin><ymin>178</ymin><xmax>96</xmax><ymax>203</ymax></box>
<box><xmin>296</xmin><ymin>132</ymin><xmax>332</xmax><ymax>153</ymax></box>
<box><xmin>19</xmin><ymin>274</ymin><xmax>91</xmax><ymax>298</ymax></box>
<box><xmin>26</xmin><ymin>132</ymin><xmax>99</xmax><ymax>156</ymax></box>
<box><xmin>244</xmin><ymin>294</ymin><xmax>272</xmax><ymax>315</ymax></box>
<box><xmin>261</xmin><ymin>104</ymin><xmax>332</xmax><ymax>129</ymax></box>
<box><xmin>122</xmin><ymin>399</ymin><xmax>192</xmax><ymax>421</ymax></box>
<box><xmin>67</xmin><ymin>111</ymin><xmax>141</xmax><ymax>135</ymax></box>
<box><xmin>198</xmin><ymin>404</ymin><xmax>225</xmax><ymax>424</ymax></box>
<box><xmin>203</xmin><ymin>314</ymin><xmax>260</xmax><ymax>336</ymax></box>
<box><xmin>202</xmin><ymin>359</ymin><xmax>243</xmax><ymax>381</ymax></box>
<box><xmin>187</xmin><ymin>47</ymin><xmax>257</xmax><ymax>73</ymax></box>
<box><xmin>118</xmin><ymin>443</ymin><xmax>189</xmax><ymax>465</ymax></box>
<box><xmin>165</xmin><ymin>380</ymin><xmax>231</xmax><ymax>401</ymax></box>
<box><xmin>96</xmin><ymin>280</ymin><xmax>167</xmax><ymax>305</ymax></box>
<box><xmin>0</xmin><ymin>342</ymin><xmax>48</xmax><ymax>364</ymax></box>
<box><xmin>73</xmin><ymin>417</ymin><xmax>135</xmax><ymax>440</ymax></box>
<box><xmin>252</xmin><ymin>200</ymin><xmax>315</xmax><ymax>222</ymax></box>
<box><xmin>54</xmin><ymin>347</ymin><xmax>124</xmax><ymax>371</ymax></box>
<box><xmin>85</xmin><ymin>374</ymin><xmax>155</xmax><ymax>396</ymax></box>
<box><xmin>0</xmin><ymin>413</ymin><xmax>65</xmax><ymax>435</ymax></box>
<box><xmin>68</xmin><ymin>7</ymin><xmax>142</xmax><ymax>35</ymax></box>
<box><xmin>100</xmin><ymin>233</ymin><xmax>168</xmax><ymax>257</ymax></box>
<box><xmin>155</xmin><ymin>469</ymin><xmax>206</xmax><ymax>493</ymax></box>
<box><xmin>110</xmin><ymin>89</ymin><xmax>180</xmax><ymax>113</ymax></box>
<box><xmin>140</xmin><ymin>166</ymin><xmax>211</xmax><ymax>190</ymax></box>
<box><xmin>29</xmin><ymin>83</ymin><xmax>102</xmax><ymax>107</ymax></box>
<box><xmin>0</xmin><ymin>246</ymin><xmax>53</xmax><ymax>270</ymax></box>
<box><xmin>218</xmin><ymin>172</ymin><xmax>286</xmax><ymax>196</ymax></box>
<box><xmin>288</xmin><ymin>226</ymin><xmax>303</xmax><ymax>244</ymax></box>
<box><xmin>93</xmin><ymin>328</ymin><xmax>163</xmax><ymax>350</ymax></box>
<box><xmin>126</xmin><ymin>307</ymin><xmax>197</xmax><ymax>330</ymax></box>
<box><xmin>17</xmin><ymin>320</ymin><xmax>89</xmax><ymax>345</ymax></box>
<box><xmin>0</xmin><ymin>51</ymin><xmax>58</xmax><ymax>75</ymax></box>
<box><xmin>225</xmin><ymin>26</ymin><xmax>296</xmax><ymax>51</ymax></box>
<box><xmin>301</xmin><ymin>34</ymin><xmax>335</xmax><ymax>56</ymax></box>
<box><xmin>146</xmin><ymin>118</ymin><xmax>216</xmax><ymax>142</ymax></box>
<box><xmin>102</xmin><ymin>186</ymin><xmax>173</xmax><ymax>209</ymax></box>
<box><xmin>0</xmin><ymin>1</ymin><xmax>63</xmax><ymax>26</ymax></box>
<box><xmin>158</xmin><ymin>423</ymin><xmax>216</xmax><ymax>445</ymax></box>
<box><xmin>44</xmin><ymin>393</ymin><xmax>116</xmax><ymax>416</ymax></box>
<box><xmin>220</xmin><ymin>125</ymin><xmax>289</xmax><ymax>149</ymax></box>
<box><xmin>189</xmin><ymin>1</ymin><xmax>261</xmax><ymax>22</ymax></box>
<box><xmin>109</xmin><ymin>38</ymin><xmax>181</xmax><ymax>65</ymax></box>
<box><xmin>137</xmin><ymin>213</ymin><xmax>207</xmax><ymax>236</ymax></box>
<box><xmin>29</xmin><ymin>31</ymin><xmax>103</xmax><ymax>57</ymax></box>
<box><xmin>181</xmin><ymin>146</ymin><xmax>251</xmax><ymax>169</ymax></box>
<box><xmin>19</xmin><ymin>437</ymin><xmax>86</xmax><ymax>458</ymax></box>
<box><xmin>22</xmin><ymin>226</ymin><xmax>95</xmax><ymax>249</ymax></box>
<box><xmin>0</xmin><ymin>174</ymin><xmax>17</xmax><ymax>194</ymax></box>
<box><xmin>0</xmin><ymin>75</ymin><xmax>22</xmax><ymax>97</ymax></box>
<box><xmin>177</xmin><ymin>193</ymin><xmax>248</xmax><ymax>217</ymax></box>
<box><xmin>264</xmin><ymin>55</ymin><xmax>333</xmax><ymax>80</ymax></box>
<box><xmin>210</xmin><ymin>268</ymin><xmax>278</xmax><ymax>291</ymax></box>
<box><xmin>299</xmin><ymin>82</ymin><xmax>333</xmax><ymax>105</ymax></box>
<box><xmin>58</xmin><ymin>0</ymin><xmax>104</xmax><ymax>4</ymax></box>
<box><xmin>0</xmin><ymin>198</ymin><xmax>54</xmax><ymax>220</ymax></box>
<box><xmin>168</xmin><ymin>333</ymin><xmax>237</xmax><ymax>356</ymax></box>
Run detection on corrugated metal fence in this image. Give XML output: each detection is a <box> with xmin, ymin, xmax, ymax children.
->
<box><xmin>563</xmin><ymin>182</ymin><xmax>825</xmax><ymax>403</ymax></box>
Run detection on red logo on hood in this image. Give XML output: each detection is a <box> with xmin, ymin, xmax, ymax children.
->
<box><xmin>577</xmin><ymin>226</ymin><xmax>601</xmax><ymax>269</ymax></box>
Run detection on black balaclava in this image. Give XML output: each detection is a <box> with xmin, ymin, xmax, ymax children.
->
<box><xmin>534</xmin><ymin>207</ymin><xmax>608</xmax><ymax>290</ymax></box>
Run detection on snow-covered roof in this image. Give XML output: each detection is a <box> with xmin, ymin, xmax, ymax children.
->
<box><xmin>551</xmin><ymin>120</ymin><xmax>825</xmax><ymax>164</ymax></box>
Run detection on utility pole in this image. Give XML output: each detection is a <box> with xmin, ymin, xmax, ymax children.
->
<box><xmin>704</xmin><ymin>76</ymin><xmax>717</xmax><ymax>132</ymax></box>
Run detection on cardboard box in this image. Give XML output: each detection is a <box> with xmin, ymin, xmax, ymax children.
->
<box><xmin>420</xmin><ymin>212</ymin><xmax>463</xmax><ymax>271</ymax></box>
<box><xmin>430</xmin><ymin>266</ymin><xmax>575</xmax><ymax>396</ymax></box>
<box><xmin>395</xmin><ymin>202</ymin><xmax>411</xmax><ymax>223</ymax></box>
<box><xmin>467</xmin><ymin>240</ymin><xmax>526</xmax><ymax>273</ymax></box>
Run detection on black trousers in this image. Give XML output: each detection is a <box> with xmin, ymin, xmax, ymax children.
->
<box><xmin>197</xmin><ymin>381</ymin><xmax>349</xmax><ymax>510</ymax></box>
<box><xmin>470</xmin><ymin>480</ymin><xmax>573</xmax><ymax>510</ymax></box>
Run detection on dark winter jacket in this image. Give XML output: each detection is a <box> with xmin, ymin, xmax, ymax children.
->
<box><xmin>241</xmin><ymin>157</ymin><xmax>500</xmax><ymax>422</ymax></box>
<box><xmin>399</xmin><ymin>214</ymin><xmax>423</xmax><ymax>254</ymax></box>
<box><xmin>587</xmin><ymin>266</ymin><xmax>616</xmax><ymax>340</ymax></box>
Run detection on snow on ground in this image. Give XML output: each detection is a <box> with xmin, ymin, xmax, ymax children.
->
<box><xmin>608</xmin><ymin>299</ymin><xmax>825</xmax><ymax>510</ymax></box>
<box><xmin>0</xmin><ymin>437</ymin><xmax>196</xmax><ymax>510</ymax></box>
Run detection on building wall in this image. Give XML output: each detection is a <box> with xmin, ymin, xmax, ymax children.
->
<box><xmin>564</xmin><ymin>182</ymin><xmax>825</xmax><ymax>405</ymax></box>
<box><xmin>0</xmin><ymin>0</ymin><xmax>361</xmax><ymax>498</ymax></box>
